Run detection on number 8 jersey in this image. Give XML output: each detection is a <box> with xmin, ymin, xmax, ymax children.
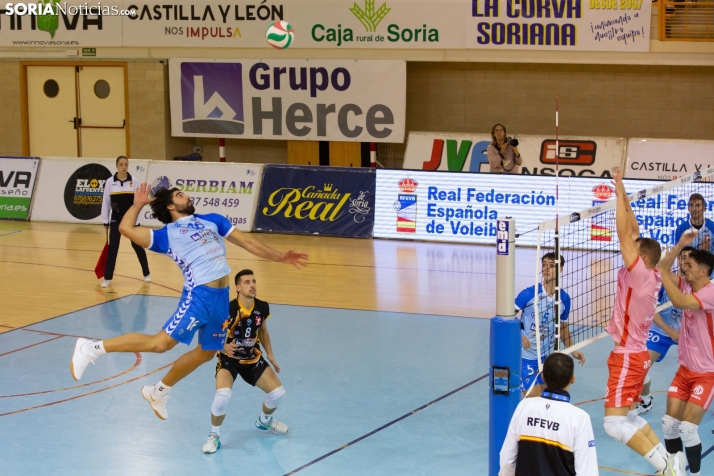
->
<box><xmin>223</xmin><ymin>297</ymin><xmax>271</xmax><ymax>365</ymax></box>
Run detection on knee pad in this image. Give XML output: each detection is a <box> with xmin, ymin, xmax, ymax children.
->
<box><xmin>604</xmin><ymin>416</ymin><xmax>638</xmax><ymax>444</ymax></box>
<box><xmin>627</xmin><ymin>409</ymin><xmax>649</xmax><ymax>430</ymax></box>
<box><xmin>661</xmin><ymin>414</ymin><xmax>681</xmax><ymax>440</ymax></box>
<box><xmin>264</xmin><ymin>386</ymin><xmax>286</xmax><ymax>410</ymax></box>
<box><xmin>679</xmin><ymin>421</ymin><xmax>701</xmax><ymax>447</ymax></box>
<box><xmin>211</xmin><ymin>388</ymin><xmax>232</xmax><ymax>417</ymax></box>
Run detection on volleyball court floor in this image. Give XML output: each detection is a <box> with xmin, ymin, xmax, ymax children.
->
<box><xmin>0</xmin><ymin>226</ymin><xmax>712</xmax><ymax>475</ymax></box>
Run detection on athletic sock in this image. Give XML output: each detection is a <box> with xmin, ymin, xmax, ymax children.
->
<box><xmin>644</xmin><ymin>446</ymin><xmax>667</xmax><ymax>472</ymax></box>
<box><xmin>211</xmin><ymin>425</ymin><xmax>221</xmax><ymax>436</ymax></box>
<box><xmin>260</xmin><ymin>412</ymin><xmax>272</xmax><ymax>424</ymax></box>
<box><xmin>153</xmin><ymin>381</ymin><xmax>171</xmax><ymax>398</ymax></box>
<box><xmin>89</xmin><ymin>340</ymin><xmax>106</xmax><ymax>356</ymax></box>
<box><xmin>641</xmin><ymin>395</ymin><xmax>652</xmax><ymax>405</ymax></box>
<box><xmin>685</xmin><ymin>443</ymin><xmax>702</xmax><ymax>474</ymax></box>
<box><xmin>653</xmin><ymin>442</ymin><xmax>667</xmax><ymax>459</ymax></box>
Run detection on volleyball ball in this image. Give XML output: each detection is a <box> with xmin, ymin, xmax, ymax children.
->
<box><xmin>266</xmin><ymin>21</ymin><xmax>294</xmax><ymax>49</ymax></box>
<box><xmin>149</xmin><ymin>176</ymin><xmax>172</xmax><ymax>198</ymax></box>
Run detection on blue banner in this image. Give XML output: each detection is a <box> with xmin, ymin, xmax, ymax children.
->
<box><xmin>254</xmin><ymin>165</ymin><xmax>375</xmax><ymax>238</ymax></box>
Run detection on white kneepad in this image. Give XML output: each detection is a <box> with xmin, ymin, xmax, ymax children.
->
<box><xmin>264</xmin><ymin>386</ymin><xmax>286</xmax><ymax>410</ymax></box>
<box><xmin>604</xmin><ymin>416</ymin><xmax>638</xmax><ymax>444</ymax></box>
<box><xmin>661</xmin><ymin>414</ymin><xmax>681</xmax><ymax>440</ymax></box>
<box><xmin>627</xmin><ymin>409</ymin><xmax>649</xmax><ymax>430</ymax></box>
<box><xmin>679</xmin><ymin>420</ymin><xmax>701</xmax><ymax>447</ymax></box>
<box><xmin>211</xmin><ymin>388</ymin><xmax>232</xmax><ymax>417</ymax></box>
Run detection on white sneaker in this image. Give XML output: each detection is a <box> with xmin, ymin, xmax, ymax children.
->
<box><xmin>141</xmin><ymin>385</ymin><xmax>169</xmax><ymax>420</ymax></box>
<box><xmin>256</xmin><ymin>416</ymin><xmax>288</xmax><ymax>434</ymax></box>
<box><xmin>101</xmin><ymin>279</ymin><xmax>111</xmax><ymax>288</ymax></box>
<box><xmin>636</xmin><ymin>396</ymin><xmax>653</xmax><ymax>414</ymax></box>
<box><xmin>661</xmin><ymin>452</ymin><xmax>685</xmax><ymax>476</ymax></box>
<box><xmin>144</xmin><ymin>275</ymin><xmax>152</xmax><ymax>283</ymax></box>
<box><xmin>201</xmin><ymin>433</ymin><xmax>221</xmax><ymax>454</ymax></box>
<box><xmin>70</xmin><ymin>338</ymin><xmax>97</xmax><ymax>381</ymax></box>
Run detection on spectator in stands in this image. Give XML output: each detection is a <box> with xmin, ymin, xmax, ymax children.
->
<box><xmin>487</xmin><ymin>123</ymin><xmax>523</xmax><ymax>174</ymax></box>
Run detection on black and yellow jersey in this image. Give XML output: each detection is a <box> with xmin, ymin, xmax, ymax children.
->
<box><xmin>499</xmin><ymin>389</ymin><xmax>598</xmax><ymax>476</ymax></box>
<box><xmin>221</xmin><ymin>297</ymin><xmax>270</xmax><ymax>365</ymax></box>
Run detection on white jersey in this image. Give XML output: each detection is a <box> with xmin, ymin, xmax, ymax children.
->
<box><xmin>500</xmin><ymin>390</ymin><xmax>599</xmax><ymax>476</ymax></box>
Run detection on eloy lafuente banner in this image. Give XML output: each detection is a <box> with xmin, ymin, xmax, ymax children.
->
<box><xmin>254</xmin><ymin>165</ymin><xmax>375</xmax><ymax>237</ymax></box>
<box><xmin>169</xmin><ymin>58</ymin><xmax>406</xmax><ymax>142</ymax></box>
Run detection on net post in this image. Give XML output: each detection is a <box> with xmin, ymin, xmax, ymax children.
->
<box><xmin>489</xmin><ymin>217</ymin><xmax>521</xmax><ymax>476</ymax></box>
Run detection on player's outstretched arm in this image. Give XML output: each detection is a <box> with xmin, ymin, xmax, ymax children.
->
<box><xmin>659</xmin><ymin>231</ymin><xmax>696</xmax><ymax>279</ymax></box>
<box><xmin>226</xmin><ymin>229</ymin><xmax>308</xmax><ymax>269</ymax></box>
<box><xmin>118</xmin><ymin>183</ymin><xmax>153</xmax><ymax>248</ymax></box>
<box><xmin>612</xmin><ymin>168</ymin><xmax>639</xmax><ymax>268</ymax></box>
<box><xmin>653</xmin><ymin>313</ymin><xmax>679</xmax><ymax>342</ymax></box>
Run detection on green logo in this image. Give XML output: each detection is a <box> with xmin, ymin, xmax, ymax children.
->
<box><xmin>349</xmin><ymin>0</ymin><xmax>390</xmax><ymax>33</ymax></box>
<box><xmin>37</xmin><ymin>0</ymin><xmax>60</xmax><ymax>39</ymax></box>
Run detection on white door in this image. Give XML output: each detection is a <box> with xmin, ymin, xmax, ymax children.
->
<box><xmin>78</xmin><ymin>66</ymin><xmax>127</xmax><ymax>157</ymax></box>
<box><xmin>27</xmin><ymin>66</ymin><xmax>78</xmax><ymax>157</ymax></box>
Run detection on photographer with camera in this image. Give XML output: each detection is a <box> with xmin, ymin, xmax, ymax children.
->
<box><xmin>487</xmin><ymin>123</ymin><xmax>522</xmax><ymax>174</ymax></box>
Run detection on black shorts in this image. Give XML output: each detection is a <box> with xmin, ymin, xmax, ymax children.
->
<box><xmin>216</xmin><ymin>354</ymin><xmax>268</xmax><ymax>387</ymax></box>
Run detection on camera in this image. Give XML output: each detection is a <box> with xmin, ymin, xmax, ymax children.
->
<box><xmin>505</xmin><ymin>137</ymin><xmax>519</xmax><ymax>147</ymax></box>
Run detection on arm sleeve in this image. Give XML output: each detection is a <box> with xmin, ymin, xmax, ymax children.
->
<box><xmin>101</xmin><ymin>177</ymin><xmax>112</xmax><ymax>225</ymax></box>
<box><xmin>692</xmin><ymin>285</ymin><xmax>714</xmax><ymax>311</ymax></box>
<box><xmin>498</xmin><ymin>404</ymin><xmax>521</xmax><ymax>476</ymax></box>
<box><xmin>573</xmin><ymin>413</ymin><xmax>599</xmax><ymax>476</ymax></box>
<box><xmin>561</xmin><ymin>291</ymin><xmax>571</xmax><ymax>323</ymax></box>
<box><xmin>197</xmin><ymin>213</ymin><xmax>235</xmax><ymax>237</ymax></box>
<box><xmin>148</xmin><ymin>227</ymin><xmax>169</xmax><ymax>253</ymax></box>
<box><xmin>514</xmin><ymin>287</ymin><xmax>533</xmax><ymax>311</ymax></box>
<box><xmin>487</xmin><ymin>145</ymin><xmax>503</xmax><ymax>171</ymax></box>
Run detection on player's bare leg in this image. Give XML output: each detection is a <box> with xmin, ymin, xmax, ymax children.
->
<box><xmin>664</xmin><ymin>397</ymin><xmax>706</xmax><ymax>476</ymax></box>
<box><xmin>202</xmin><ymin>369</ymin><xmax>235</xmax><ymax>454</ymax></box>
<box><xmin>255</xmin><ymin>367</ymin><xmax>288</xmax><ymax>434</ymax></box>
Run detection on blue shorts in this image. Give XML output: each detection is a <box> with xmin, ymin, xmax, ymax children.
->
<box><xmin>521</xmin><ymin>358</ymin><xmax>544</xmax><ymax>391</ymax></box>
<box><xmin>646</xmin><ymin>331</ymin><xmax>677</xmax><ymax>362</ymax></box>
<box><xmin>162</xmin><ymin>285</ymin><xmax>229</xmax><ymax>351</ymax></box>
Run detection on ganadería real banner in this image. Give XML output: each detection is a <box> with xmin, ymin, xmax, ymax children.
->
<box><xmin>0</xmin><ymin>156</ymin><xmax>40</xmax><ymax>220</ymax></box>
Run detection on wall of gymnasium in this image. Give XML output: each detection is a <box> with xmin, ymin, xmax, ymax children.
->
<box><xmin>1</xmin><ymin>8</ymin><xmax>712</xmax><ymax>166</ymax></box>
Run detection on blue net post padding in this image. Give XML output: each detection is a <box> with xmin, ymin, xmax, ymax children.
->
<box><xmin>489</xmin><ymin>317</ymin><xmax>522</xmax><ymax>476</ymax></box>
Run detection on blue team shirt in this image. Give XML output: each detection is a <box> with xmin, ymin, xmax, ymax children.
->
<box><xmin>148</xmin><ymin>213</ymin><xmax>234</xmax><ymax>289</ymax></box>
<box><xmin>674</xmin><ymin>218</ymin><xmax>714</xmax><ymax>252</ymax></box>
<box><xmin>650</xmin><ymin>286</ymin><xmax>682</xmax><ymax>335</ymax></box>
<box><xmin>515</xmin><ymin>284</ymin><xmax>571</xmax><ymax>361</ymax></box>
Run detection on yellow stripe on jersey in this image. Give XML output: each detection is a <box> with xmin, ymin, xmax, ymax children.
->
<box><xmin>519</xmin><ymin>435</ymin><xmax>572</xmax><ymax>452</ymax></box>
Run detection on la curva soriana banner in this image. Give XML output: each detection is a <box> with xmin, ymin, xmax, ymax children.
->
<box><xmin>403</xmin><ymin>132</ymin><xmax>625</xmax><ymax>177</ymax></box>
<box><xmin>626</xmin><ymin>138</ymin><xmax>714</xmax><ymax>181</ymax></box>
<box><xmin>466</xmin><ymin>0</ymin><xmax>652</xmax><ymax>52</ymax></box>
<box><xmin>31</xmin><ymin>157</ymin><xmax>149</xmax><ymax>223</ymax></box>
<box><xmin>0</xmin><ymin>156</ymin><xmax>40</xmax><ymax>220</ymax></box>
<box><xmin>140</xmin><ymin>161</ymin><xmax>262</xmax><ymax>231</ymax></box>
<box><xmin>169</xmin><ymin>58</ymin><xmax>406</xmax><ymax>143</ymax></box>
<box><xmin>374</xmin><ymin>169</ymin><xmax>671</xmax><ymax>245</ymax></box>
<box><xmin>254</xmin><ymin>164</ymin><xmax>375</xmax><ymax>237</ymax></box>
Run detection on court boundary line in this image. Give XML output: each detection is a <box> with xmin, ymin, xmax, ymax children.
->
<box><xmin>0</xmin><ymin>230</ymin><xmax>22</xmax><ymax>238</ymax></box>
<box><xmin>283</xmin><ymin>373</ymin><xmax>489</xmax><ymax>475</ymax></box>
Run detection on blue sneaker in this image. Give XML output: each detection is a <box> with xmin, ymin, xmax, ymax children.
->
<box><xmin>201</xmin><ymin>433</ymin><xmax>221</xmax><ymax>454</ymax></box>
<box><xmin>255</xmin><ymin>416</ymin><xmax>288</xmax><ymax>434</ymax></box>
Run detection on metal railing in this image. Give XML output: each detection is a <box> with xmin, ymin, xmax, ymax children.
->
<box><xmin>659</xmin><ymin>0</ymin><xmax>714</xmax><ymax>41</ymax></box>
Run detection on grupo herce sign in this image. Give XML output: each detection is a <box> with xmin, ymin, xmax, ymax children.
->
<box><xmin>168</xmin><ymin>58</ymin><xmax>406</xmax><ymax>142</ymax></box>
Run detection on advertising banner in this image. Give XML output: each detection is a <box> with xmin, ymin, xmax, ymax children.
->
<box><xmin>403</xmin><ymin>132</ymin><xmax>625</xmax><ymax>177</ymax></box>
<box><xmin>466</xmin><ymin>0</ymin><xmax>652</xmax><ymax>52</ymax></box>
<box><xmin>168</xmin><ymin>58</ymin><xmax>406</xmax><ymax>143</ymax></box>
<box><xmin>139</xmin><ymin>161</ymin><xmax>262</xmax><ymax>231</ymax></box>
<box><xmin>0</xmin><ymin>0</ymin><xmax>124</xmax><ymax>47</ymax></box>
<box><xmin>31</xmin><ymin>157</ymin><xmax>149</xmax><ymax>223</ymax></box>
<box><xmin>0</xmin><ymin>156</ymin><xmax>40</xmax><ymax>220</ymax></box>
<box><xmin>626</xmin><ymin>139</ymin><xmax>714</xmax><ymax>181</ymax></box>
<box><xmin>254</xmin><ymin>164</ymin><xmax>375</xmax><ymax>237</ymax></box>
<box><xmin>374</xmin><ymin>169</ymin><xmax>665</xmax><ymax>246</ymax></box>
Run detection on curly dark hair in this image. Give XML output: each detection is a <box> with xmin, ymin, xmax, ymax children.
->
<box><xmin>150</xmin><ymin>187</ymin><xmax>179</xmax><ymax>224</ymax></box>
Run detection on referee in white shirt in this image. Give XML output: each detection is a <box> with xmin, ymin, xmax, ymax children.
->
<box><xmin>500</xmin><ymin>353</ymin><xmax>599</xmax><ymax>476</ymax></box>
<box><xmin>100</xmin><ymin>156</ymin><xmax>151</xmax><ymax>287</ymax></box>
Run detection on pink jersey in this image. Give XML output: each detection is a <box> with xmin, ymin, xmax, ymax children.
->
<box><xmin>678</xmin><ymin>278</ymin><xmax>714</xmax><ymax>373</ymax></box>
<box><xmin>606</xmin><ymin>257</ymin><xmax>661</xmax><ymax>352</ymax></box>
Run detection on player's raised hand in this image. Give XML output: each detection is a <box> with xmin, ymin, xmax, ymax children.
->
<box><xmin>134</xmin><ymin>183</ymin><xmax>155</xmax><ymax>207</ymax></box>
<box><xmin>572</xmin><ymin>351</ymin><xmax>586</xmax><ymax>366</ymax></box>
<box><xmin>701</xmin><ymin>234</ymin><xmax>710</xmax><ymax>251</ymax></box>
<box><xmin>281</xmin><ymin>249</ymin><xmax>308</xmax><ymax>269</ymax></box>
<box><xmin>679</xmin><ymin>229</ymin><xmax>697</xmax><ymax>248</ymax></box>
<box><xmin>610</xmin><ymin>168</ymin><xmax>626</xmax><ymax>195</ymax></box>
